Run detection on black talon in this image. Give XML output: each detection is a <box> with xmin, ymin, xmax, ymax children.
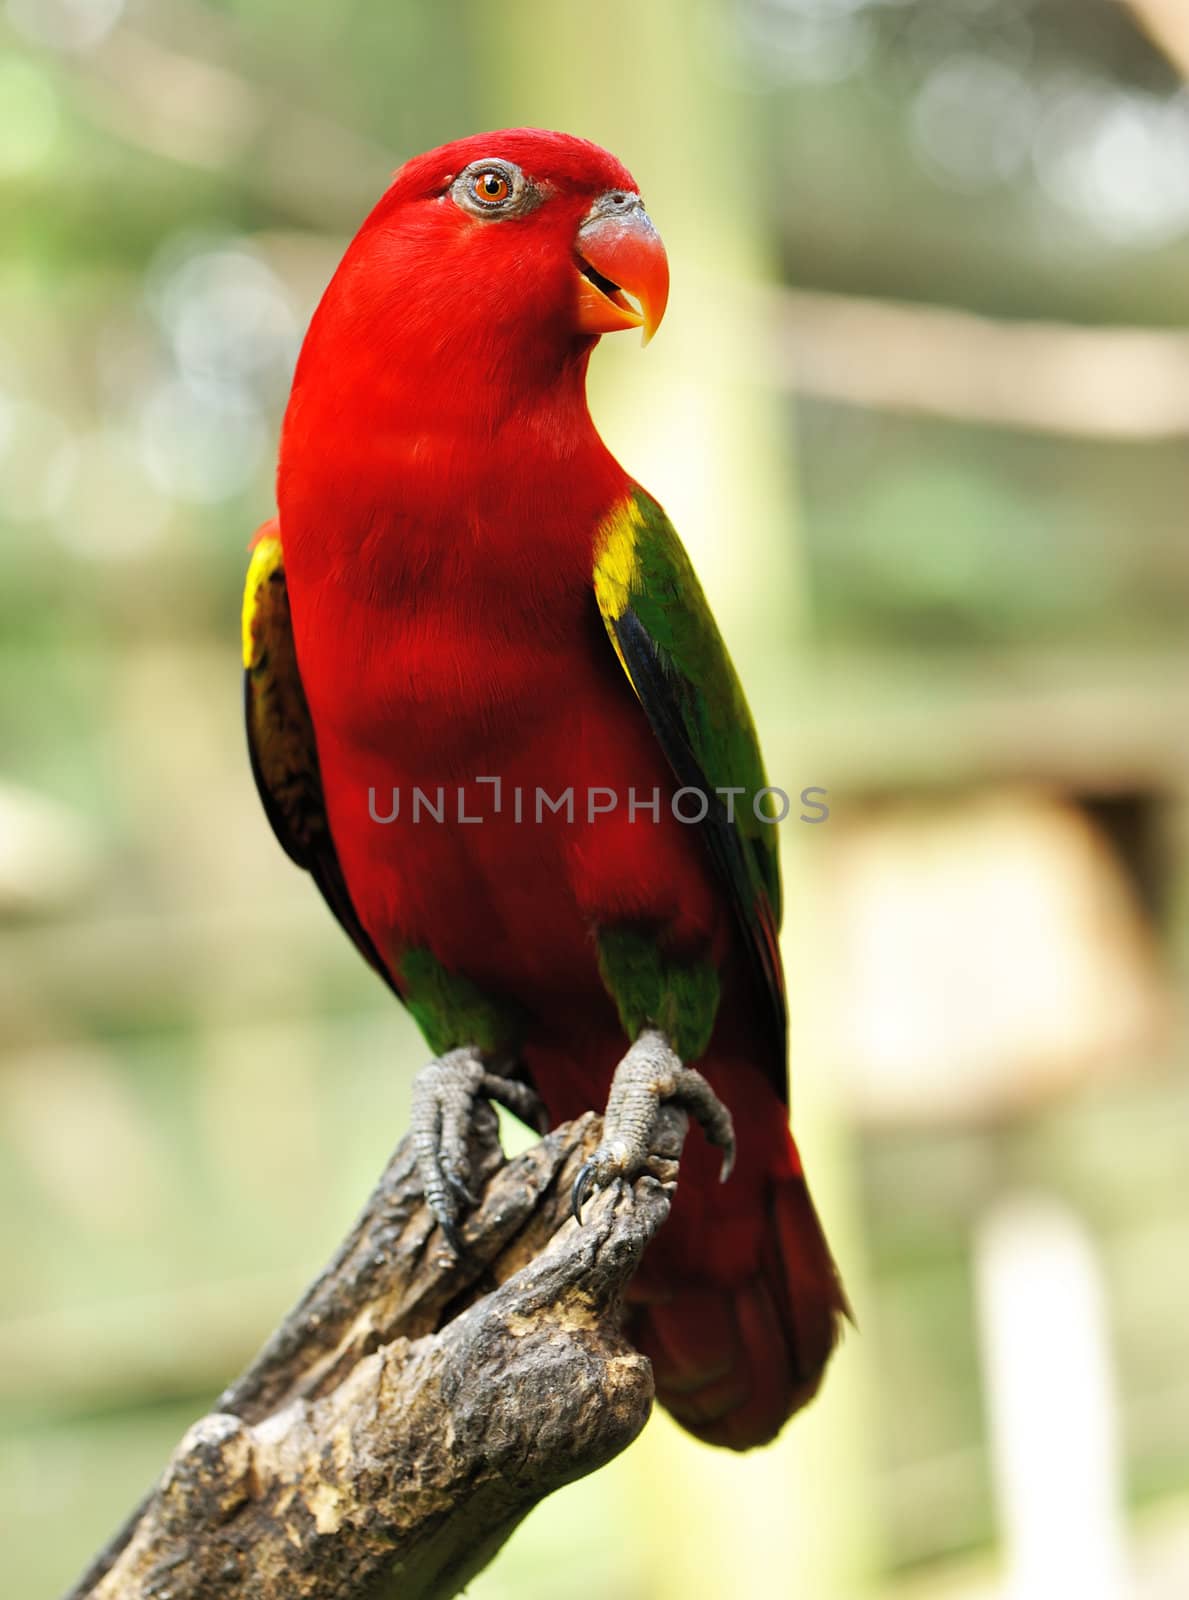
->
<box><xmin>571</xmin><ymin>1161</ymin><xmax>595</xmax><ymax>1224</ymax></box>
<box><xmin>439</xmin><ymin>1216</ymin><xmax>465</xmax><ymax>1256</ymax></box>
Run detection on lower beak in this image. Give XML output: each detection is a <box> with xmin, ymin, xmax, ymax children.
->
<box><xmin>574</xmin><ymin>205</ymin><xmax>669</xmax><ymax>346</ymax></box>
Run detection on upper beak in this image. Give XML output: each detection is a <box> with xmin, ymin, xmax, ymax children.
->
<box><xmin>574</xmin><ymin>196</ymin><xmax>669</xmax><ymax>346</ymax></box>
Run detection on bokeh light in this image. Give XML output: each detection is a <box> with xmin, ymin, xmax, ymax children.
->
<box><xmin>0</xmin><ymin>56</ymin><xmax>60</xmax><ymax>175</ymax></box>
<box><xmin>5</xmin><ymin>0</ymin><xmax>125</xmax><ymax>53</ymax></box>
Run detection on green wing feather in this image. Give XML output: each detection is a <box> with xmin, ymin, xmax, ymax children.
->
<box><xmin>593</xmin><ymin>488</ymin><xmax>788</xmax><ymax>1090</ymax></box>
<box><xmin>242</xmin><ymin>524</ymin><xmax>398</xmax><ymax>995</ymax></box>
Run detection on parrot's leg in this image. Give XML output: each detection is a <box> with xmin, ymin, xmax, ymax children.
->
<box><xmin>571</xmin><ymin>1027</ymin><xmax>735</xmax><ymax>1222</ymax></box>
<box><xmin>410</xmin><ymin>1048</ymin><xmax>547</xmax><ymax>1252</ymax></box>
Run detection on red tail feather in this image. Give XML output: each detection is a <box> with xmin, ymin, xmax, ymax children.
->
<box><xmin>629</xmin><ymin>1128</ymin><xmax>847</xmax><ymax>1450</ymax></box>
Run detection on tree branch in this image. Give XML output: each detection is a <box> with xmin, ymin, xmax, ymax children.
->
<box><xmin>69</xmin><ymin>1104</ymin><xmax>686</xmax><ymax>1600</ymax></box>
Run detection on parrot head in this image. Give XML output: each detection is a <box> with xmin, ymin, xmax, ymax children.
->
<box><xmin>280</xmin><ymin>130</ymin><xmax>670</xmax><ymax>523</ymax></box>
<box><xmin>334</xmin><ymin>128</ymin><xmax>669</xmax><ymax>367</ymax></box>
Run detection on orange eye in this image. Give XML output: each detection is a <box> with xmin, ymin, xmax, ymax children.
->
<box><xmin>473</xmin><ymin>170</ymin><xmax>511</xmax><ymax>204</ymax></box>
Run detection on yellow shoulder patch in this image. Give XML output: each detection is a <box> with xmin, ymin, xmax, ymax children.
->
<box><xmin>593</xmin><ymin>495</ymin><xmax>643</xmax><ymax>624</ymax></box>
<box><xmin>593</xmin><ymin>496</ymin><xmax>645</xmax><ymax>688</ymax></box>
<box><xmin>242</xmin><ymin>520</ymin><xmax>327</xmax><ymax>862</ymax></box>
<box><xmin>242</xmin><ymin>523</ymin><xmax>284</xmax><ymax>671</ymax></box>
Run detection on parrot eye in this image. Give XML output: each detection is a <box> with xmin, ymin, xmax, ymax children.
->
<box><xmin>473</xmin><ymin>170</ymin><xmax>510</xmax><ymax>205</ymax></box>
<box><xmin>449</xmin><ymin>159</ymin><xmax>538</xmax><ymax>219</ymax></box>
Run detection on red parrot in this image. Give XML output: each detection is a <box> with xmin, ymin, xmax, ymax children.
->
<box><xmin>243</xmin><ymin>128</ymin><xmax>846</xmax><ymax>1450</ymax></box>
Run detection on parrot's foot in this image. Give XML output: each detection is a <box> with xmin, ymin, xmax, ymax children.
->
<box><xmin>411</xmin><ymin>1049</ymin><xmax>548</xmax><ymax>1252</ymax></box>
<box><xmin>572</xmin><ymin>1028</ymin><xmax>735</xmax><ymax>1223</ymax></box>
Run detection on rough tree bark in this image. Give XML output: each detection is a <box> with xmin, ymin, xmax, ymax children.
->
<box><xmin>67</xmin><ymin>1104</ymin><xmax>689</xmax><ymax>1600</ymax></box>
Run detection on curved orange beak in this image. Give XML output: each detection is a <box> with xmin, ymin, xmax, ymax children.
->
<box><xmin>574</xmin><ymin>195</ymin><xmax>669</xmax><ymax>346</ymax></box>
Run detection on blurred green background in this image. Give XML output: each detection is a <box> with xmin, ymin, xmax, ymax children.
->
<box><xmin>3</xmin><ymin>1</ymin><xmax>1189</xmax><ymax>1596</ymax></box>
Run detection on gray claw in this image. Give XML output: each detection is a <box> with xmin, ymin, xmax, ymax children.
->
<box><xmin>481</xmin><ymin>1072</ymin><xmax>550</xmax><ymax>1136</ymax></box>
<box><xmin>411</xmin><ymin>1048</ymin><xmax>541</xmax><ymax>1251</ymax></box>
<box><xmin>575</xmin><ymin>1028</ymin><xmax>735</xmax><ymax>1225</ymax></box>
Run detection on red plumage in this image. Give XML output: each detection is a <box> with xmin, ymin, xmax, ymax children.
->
<box><xmin>273</xmin><ymin>129</ymin><xmax>844</xmax><ymax>1449</ymax></box>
